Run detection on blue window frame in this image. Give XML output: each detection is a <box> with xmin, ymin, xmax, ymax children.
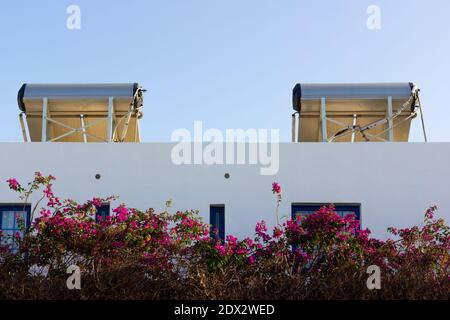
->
<box><xmin>291</xmin><ymin>203</ymin><xmax>361</xmax><ymax>224</ymax></box>
<box><xmin>95</xmin><ymin>204</ymin><xmax>110</xmax><ymax>222</ymax></box>
<box><xmin>0</xmin><ymin>205</ymin><xmax>31</xmax><ymax>252</ymax></box>
<box><xmin>210</xmin><ymin>205</ymin><xmax>225</xmax><ymax>241</ymax></box>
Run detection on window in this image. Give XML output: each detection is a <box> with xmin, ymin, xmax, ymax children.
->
<box><xmin>210</xmin><ymin>205</ymin><xmax>225</xmax><ymax>241</ymax></box>
<box><xmin>0</xmin><ymin>205</ymin><xmax>31</xmax><ymax>252</ymax></box>
<box><xmin>95</xmin><ymin>204</ymin><xmax>110</xmax><ymax>222</ymax></box>
<box><xmin>291</xmin><ymin>203</ymin><xmax>361</xmax><ymax>223</ymax></box>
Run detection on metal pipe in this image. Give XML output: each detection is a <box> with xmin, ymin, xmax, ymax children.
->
<box><xmin>417</xmin><ymin>95</ymin><xmax>428</xmax><ymax>143</ymax></box>
<box><xmin>320</xmin><ymin>97</ymin><xmax>327</xmax><ymax>142</ymax></box>
<box><xmin>19</xmin><ymin>113</ymin><xmax>28</xmax><ymax>142</ymax></box>
<box><xmin>107</xmin><ymin>97</ymin><xmax>114</xmax><ymax>142</ymax></box>
<box><xmin>351</xmin><ymin>114</ymin><xmax>357</xmax><ymax>143</ymax></box>
<box><xmin>387</xmin><ymin>96</ymin><xmax>394</xmax><ymax>141</ymax></box>
<box><xmin>292</xmin><ymin>113</ymin><xmax>296</xmax><ymax>143</ymax></box>
<box><xmin>41</xmin><ymin>97</ymin><xmax>48</xmax><ymax>142</ymax></box>
<box><xmin>80</xmin><ymin>114</ymin><xmax>87</xmax><ymax>143</ymax></box>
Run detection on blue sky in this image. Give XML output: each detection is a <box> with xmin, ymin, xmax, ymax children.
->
<box><xmin>0</xmin><ymin>0</ymin><xmax>449</xmax><ymax>142</ymax></box>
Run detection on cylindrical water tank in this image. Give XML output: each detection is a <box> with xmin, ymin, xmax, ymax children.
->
<box><xmin>18</xmin><ymin>83</ymin><xmax>143</xmax><ymax>113</ymax></box>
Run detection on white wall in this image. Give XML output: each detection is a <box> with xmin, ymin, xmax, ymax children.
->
<box><xmin>0</xmin><ymin>142</ymin><xmax>449</xmax><ymax>239</ymax></box>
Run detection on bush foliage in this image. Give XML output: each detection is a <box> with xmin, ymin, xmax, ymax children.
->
<box><xmin>0</xmin><ymin>173</ymin><xmax>449</xmax><ymax>300</ymax></box>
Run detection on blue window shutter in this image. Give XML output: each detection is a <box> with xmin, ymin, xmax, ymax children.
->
<box><xmin>291</xmin><ymin>203</ymin><xmax>361</xmax><ymax>224</ymax></box>
<box><xmin>95</xmin><ymin>204</ymin><xmax>110</xmax><ymax>222</ymax></box>
<box><xmin>210</xmin><ymin>205</ymin><xmax>225</xmax><ymax>241</ymax></box>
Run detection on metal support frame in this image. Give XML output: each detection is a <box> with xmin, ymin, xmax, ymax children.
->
<box><xmin>291</xmin><ymin>112</ymin><xmax>299</xmax><ymax>143</ymax></box>
<box><xmin>387</xmin><ymin>96</ymin><xmax>393</xmax><ymax>141</ymax></box>
<box><xmin>120</xmin><ymin>106</ymin><xmax>133</xmax><ymax>142</ymax></box>
<box><xmin>351</xmin><ymin>114</ymin><xmax>357</xmax><ymax>143</ymax></box>
<box><xmin>107</xmin><ymin>97</ymin><xmax>114</xmax><ymax>142</ymax></box>
<box><xmin>292</xmin><ymin>113</ymin><xmax>296</xmax><ymax>143</ymax></box>
<box><xmin>320</xmin><ymin>97</ymin><xmax>327</xmax><ymax>142</ymax></box>
<box><xmin>46</xmin><ymin>117</ymin><xmax>108</xmax><ymax>142</ymax></box>
<box><xmin>41</xmin><ymin>97</ymin><xmax>48</xmax><ymax>142</ymax></box>
<box><xmin>31</xmin><ymin>95</ymin><xmax>138</xmax><ymax>143</ymax></box>
<box><xmin>296</xmin><ymin>90</ymin><xmax>417</xmax><ymax>143</ymax></box>
<box><xmin>19</xmin><ymin>113</ymin><xmax>28</xmax><ymax>142</ymax></box>
<box><xmin>135</xmin><ymin>116</ymin><xmax>141</xmax><ymax>142</ymax></box>
<box><xmin>80</xmin><ymin>114</ymin><xmax>87</xmax><ymax>143</ymax></box>
<box><xmin>326</xmin><ymin>117</ymin><xmax>386</xmax><ymax>142</ymax></box>
<box><xmin>417</xmin><ymin>94</ymin><xmax>428</xmax><ymax>143</ymax></box>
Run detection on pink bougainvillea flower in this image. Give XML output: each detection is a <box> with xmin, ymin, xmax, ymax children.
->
<box><xmin>272</xmin><ymin>182</ymin><xmax>281</xmax><ymax>194</ymax></box>
<box><xmin>255</xmin><ymin>220</ymin><xmax>267</xmax><ymax>236</ymax></box>
<box><xmin>214</xmin><ymin>242</ymin><xmax>226</xmax><ymax>256</ymax></box>
<box><xmin>113</xmin><ymin>206</ymin><xmax>129</xmax><ymax>222</ymax></box>
<box><xmin>3</xmin><ymin>172</ymin><xmax>449</xmax><ymax>299</ymax></box>
<box><xmin>273</xmin><ymin>227</ymin><xmax>283</xmax><ymax>238</ymax></box>
<box><xmin>6</xmin><ymin>178</ymin><xmax>20</xmax><ymax>191</ymax></box>
<box><xmin>92</xmin><ymin>197</ymin><xmax>103</xmax><ymax>208</ymax></box>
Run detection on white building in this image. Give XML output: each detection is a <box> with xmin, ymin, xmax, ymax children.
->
<box><xmin>1</xmin><ymin>83</ymin><xmax>449</xmax><ymax>241</ymax></box>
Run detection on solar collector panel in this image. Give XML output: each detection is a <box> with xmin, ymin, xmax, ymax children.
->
<box><xmin>17</xmin><ymin>83</ymin><xmax>144</xmax><ymax>143</ymax></box>
<box><xmin>292</xmin><ymin>83</ymin><xmax>418</xmax><ymax>142</ymax></box>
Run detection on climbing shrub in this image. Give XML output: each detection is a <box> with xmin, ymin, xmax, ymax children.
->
<box><xmin>0</xmin><ymin>173</ymin><xmax>448</xmax><ymax>299</ymax></box>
